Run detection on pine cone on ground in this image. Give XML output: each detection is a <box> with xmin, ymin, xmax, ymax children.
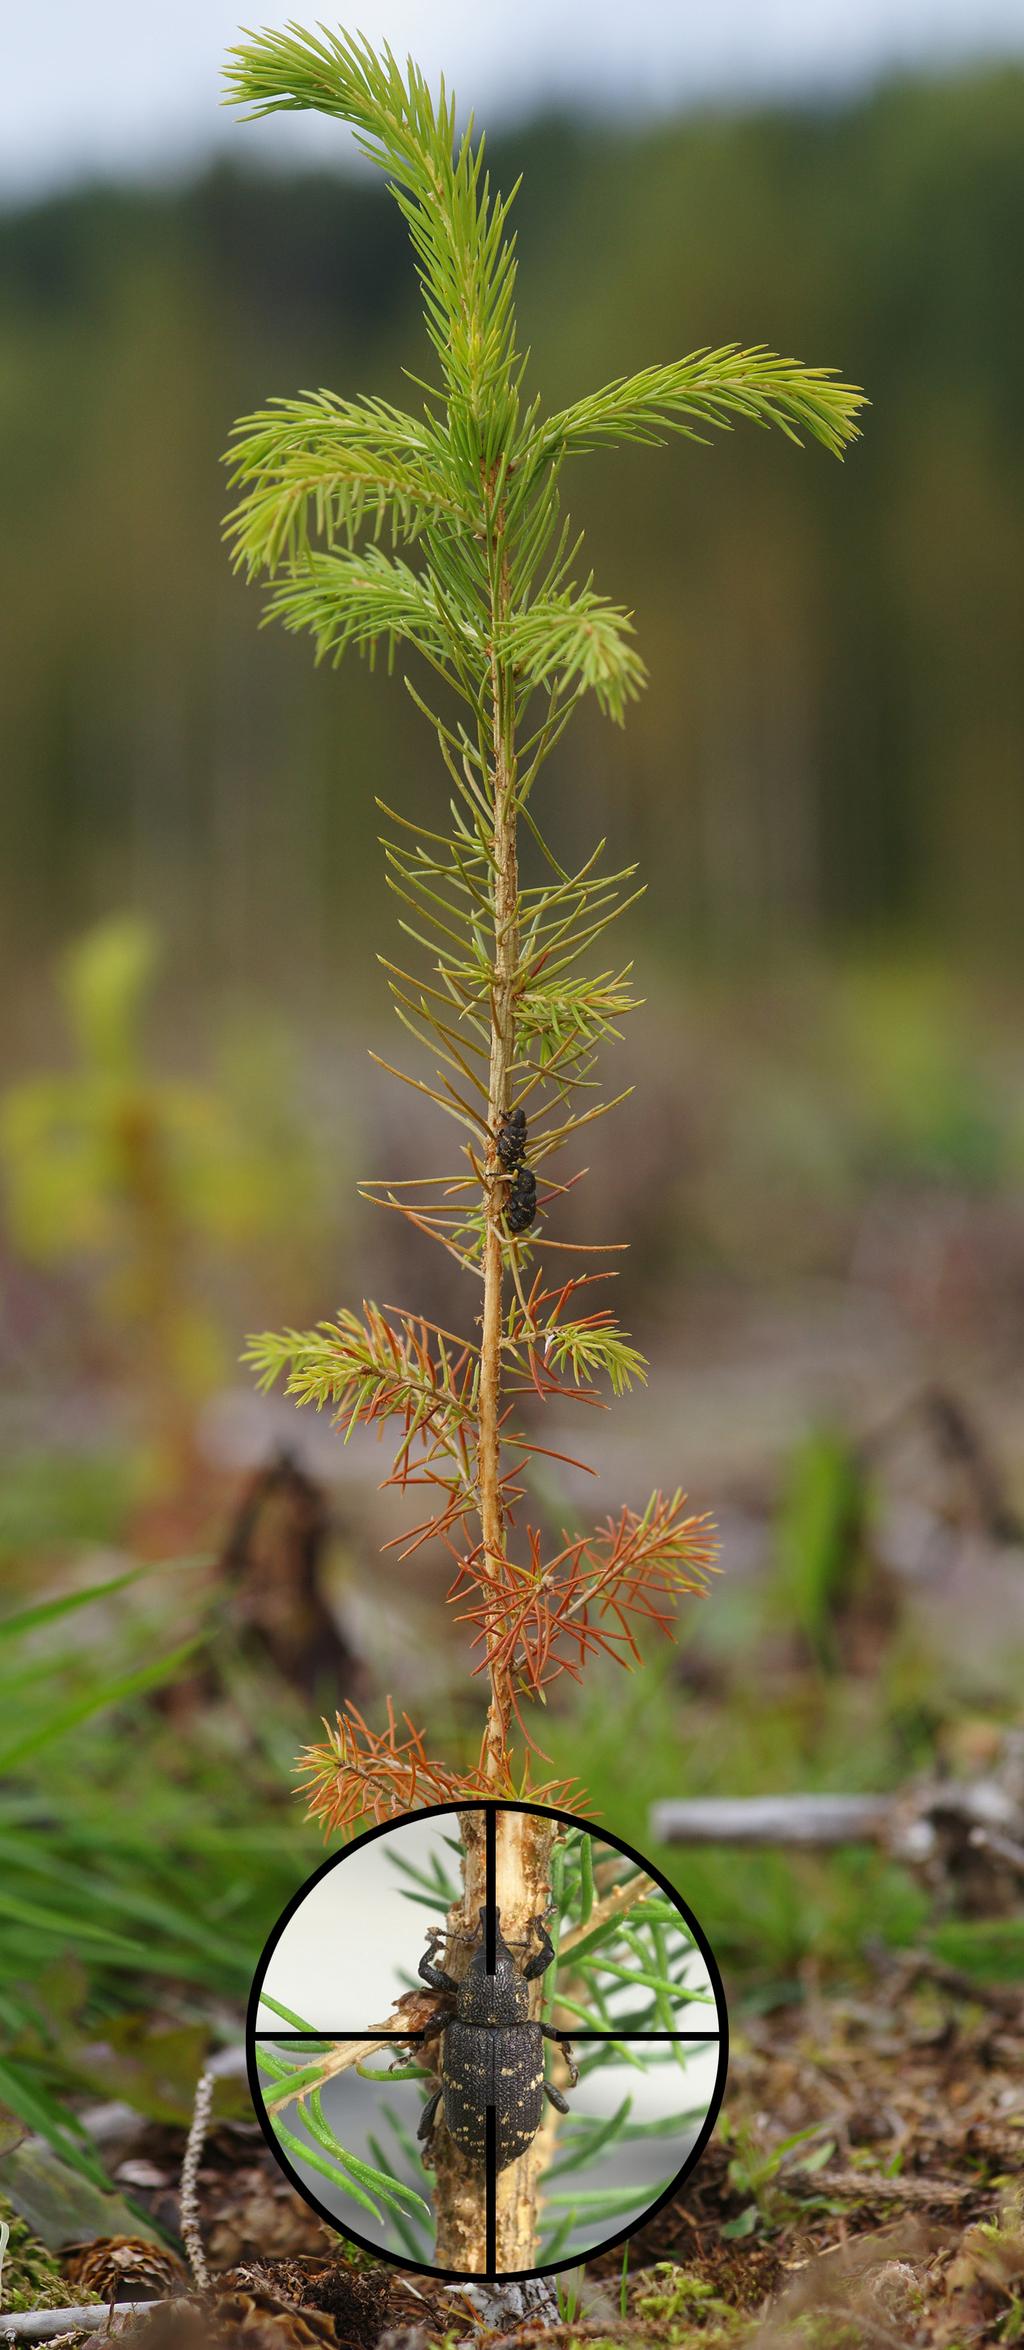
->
<box><xmin>63</xmin><ymin>2236</ymin><xmax>189</xmax><ymax>2301</ymax></box>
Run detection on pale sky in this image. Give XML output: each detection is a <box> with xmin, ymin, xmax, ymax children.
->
<box><xmin>4</xmin><ymin>0</ymin><xmax>1024</xmax><ymax>196</ymax></box>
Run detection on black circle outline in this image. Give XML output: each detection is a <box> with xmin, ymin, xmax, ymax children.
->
<box><xmin>245</xmin><ymin>1798</ymin><xmax>729</xmax><ymax>2282</ymax></box>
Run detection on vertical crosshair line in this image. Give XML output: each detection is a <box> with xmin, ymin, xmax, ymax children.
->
<box><xmin>484</xmin><ymin>1803</ymin><xmax>497</xmax><ymax>1971</ymax></box>
<box><xmin>485</xmin><ymin>2102</ymin><xmax>497</xmax><ymax>2276</ymax></box>
<box><xmin>485</xmin><ymin>1808</ymin><xmax>498</xmax><ymax>2274</ymax></box>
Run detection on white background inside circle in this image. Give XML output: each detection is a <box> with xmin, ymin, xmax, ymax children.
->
<box><xmin>254</xmin><ymin>1812</ymin><xmax>722</xmax><ymax>2109</ymax></box>
<box><xmin>257</xmin><ymin>1815</ymin><xmax>464</xmax><ymax>2024</ymax></box>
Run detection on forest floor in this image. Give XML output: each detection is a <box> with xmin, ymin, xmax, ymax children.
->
<box><xmin>6</xmin><ymin>1947</ymin><xmax>1022</xmax><ymax>2349</ymax></box>
<box><xmin>5</xmin><ymin>1129</ymin><xmax>1024</xmax><ymax>2349</ymax></box>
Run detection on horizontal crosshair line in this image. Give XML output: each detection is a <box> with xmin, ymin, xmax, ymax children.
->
<box><xmin>527</xmin><ymin>2029</ymin><xmax>719</xmax><ymax>2042</ymax></box>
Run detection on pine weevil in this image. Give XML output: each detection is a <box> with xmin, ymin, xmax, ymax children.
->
<box><xmin>495</xmin><ymin>1106</ymin><xmax>528</xmax><ymax>1171</ymax></box>
<box><xmin>415</xmin><ymin>1906</ymin><xmax>578</xmax><ymax>2172</ymax></box>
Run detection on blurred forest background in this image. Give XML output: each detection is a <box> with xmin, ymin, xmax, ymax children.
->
<box><xmin>3</xmin><ymin>52</ymin><xmax>1024</xmax><ymax>2249</ymax></box>
<box><xmin>5</xmin><ymin>62</ymin><xmax>1024</xmax><ymax>1511</ymax></box>
<box><xmin>5</xmin><ymin>67</ymin><xmax>1024</xmax><ymax>979</ymax></box>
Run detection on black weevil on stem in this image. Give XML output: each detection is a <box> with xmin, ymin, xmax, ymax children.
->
<box><xmin>415</xmin><ymin>1907</ymin><xmax>578</xmax><ymax>2171</ymax></box>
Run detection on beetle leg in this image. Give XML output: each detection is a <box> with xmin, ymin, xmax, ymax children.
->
<box><xmin>540</xmin><ymin>2023</ymin><xmax>578</xmax><ymax>2085</ymax></box>
<box><xmin>543</xmin><ymin>2080</ymin><xmax>571</xmax><ymax>2115</ymax></box>
<box><xmin>521</xmin><ymin>1914</ymin><xmax>557</xmax><ymax>1981</ymax></box>
<box><xmin>418</xmin><ymin>1959</ymin><xmax>459</xmax><ymax>1994</ymax></box>
<box><xmin>418</xmin><ymin>1927</ymin><xmax>460</xmax><ymax>1996</ymax></box>
<box><xmin>417</xmin><ymin>2085</ymin><xmax>443</xmax><ymax>2146</ymax></box>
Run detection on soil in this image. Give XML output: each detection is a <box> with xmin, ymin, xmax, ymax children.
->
<box><xmin>27</xmin><ymin>1952</ymin><xmax>1022</xmax><ymax>2350</ymax></box>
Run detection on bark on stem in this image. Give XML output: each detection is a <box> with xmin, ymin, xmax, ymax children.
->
<box><xmin>493</xmin><ymin>1809</ymin><xmax>557</xmax><ymax>2271</ymax></box>
<box><xmin>433</xmin><ymin>517</ymin><xmax>559</xmax><ymax>2271</ymax></box>
<box><xmin>431</xmin><ymin>1810</ymin><xmax>557</xmax><ymax>2272</ymax></box>
<box><xmin>478</xmin><ymin>544</ymin><xmax>518</xmax><ymax>1791</ymax></box>
<box><xmin>422</xmin><ymin>1811</ymin><xmax>490</xmax><ymax>2273</ymax></box>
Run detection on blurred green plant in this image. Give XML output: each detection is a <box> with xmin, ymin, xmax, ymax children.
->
<box><xmin>0</xmin><ymin>1448</ymin><xmax>139</xmax><ymax>1571</ymax></box>
<box><xmin>775</xmin><ymin>1426</ymin><xmax>869</xmax><ymax>1672</ymax></box>
<box><xmin>719</xmin><ymin>2115</ymin><xmax>836</xmax><ymax>2240</ymax></box>
<box><xmin>1</xmin><ymin>915</ymin><xmax>320</xmax><ymax>1483</ymax></box>
<box><xmin>836</xmin><ymin>961</ymin><xmax>1007</xmax><ymax>1188</ymax></box>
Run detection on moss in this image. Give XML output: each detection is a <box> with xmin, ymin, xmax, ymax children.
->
<box><xmin>0</xmin><ymin>2195</ymin><xmax>80</xmax><ymax>2312</ymax></box>
<box><xmin>633</xmin><ymin>2262</ymin><xmax>746</xmax><ymax>2343</ymax></box>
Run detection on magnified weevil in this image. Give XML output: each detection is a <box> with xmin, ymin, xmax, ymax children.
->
<box><xmin>415</xmin><ymin>1906</ymin><xmax>579</xmax><ymax>2171</ymax></box>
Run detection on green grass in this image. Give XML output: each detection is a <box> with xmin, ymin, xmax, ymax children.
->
<box><xmin>0</xmin><ymin>1560</ymin><xmax>322</xmax><ymax>2178</ymax></box>
<box><xmin>538</xmin><ymin>1648</ymin><xmax>931</xmax><ymax>1986</ymax></box>
<box><xmin>3</xmin><ymin>1394</ymin><xmax>1019</xmax><ymax>2207</ymax></box>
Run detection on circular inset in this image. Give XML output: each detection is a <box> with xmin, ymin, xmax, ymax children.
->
<box><xmin>247</xmin><ymin>1800</ymin><xmax>728</xmax><ymax>2279</ymax></box>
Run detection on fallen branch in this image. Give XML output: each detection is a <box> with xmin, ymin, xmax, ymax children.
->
<box><xmin>651</xmin><ymin>1750</ymin><xmax>1024</xmax><ymax>1897</ymax></box>
<box><xmin>969</xmin><ymin>1822</ymin><xmax>1024</xmax><ymax>1883</ymax></box>
<box><xmin>794</xmin><ymin>2165</ymin><xmax>974</xmax><ymax>2206</ymax></box>
<box><xmin>650</xmin><ymin>1795</ymin><xmax>893</xmax><ymax>1847</ymax></box>
<box><xmin>0</xmin><ymin>2303</ymin><xmax>160</xmax><ymax>2343</ymax></box>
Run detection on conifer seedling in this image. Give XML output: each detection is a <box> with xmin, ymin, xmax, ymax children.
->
<box><xmin>224</xmin><ymin>21</ymin><xmax>864</xmax><ymax>2269</ymax></box>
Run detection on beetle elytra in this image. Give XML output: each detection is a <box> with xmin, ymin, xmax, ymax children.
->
<box><xmin>415</xmin><ymin>1906</ymin><xmax>578</xmax><ymax>2173</ymax></box>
